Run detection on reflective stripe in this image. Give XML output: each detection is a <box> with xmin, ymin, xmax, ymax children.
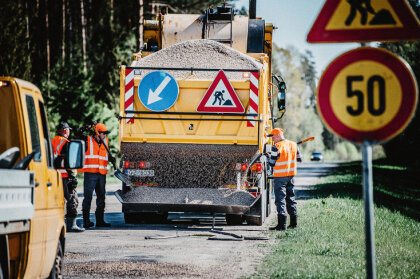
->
<box><xmin>83</xmin><ymin>164</ymin><xmax>108</xmax><ymax>170</ymax></box>
<box><xmin>56</xmin><ymin>139</ymin><xmax>67</xmax><ymax>154</ymax></box>
<box><xmin>89</xmin><ymin>136</ymin><xmax>94</xmax><ymax>155</ymax></box>
<box><xmin>275</xmin><ymin>160</ymin><xmax>297</xmax><ymax>166</ymax></box>
<box><xmin>274</xmin><ymin>167</ymin><xmax>297</xmax><ymax>173</ymax></box>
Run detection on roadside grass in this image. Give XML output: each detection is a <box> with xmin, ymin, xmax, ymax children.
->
<box><xmin>250</xmin><ymin>160</ymin><xmax>420</xmax><ymax>279</ymax></box>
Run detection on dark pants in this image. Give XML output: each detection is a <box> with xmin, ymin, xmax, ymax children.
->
<box><xmin>82</xmin><ymin>172</ymin><xmax>106</xmax><ymax>215</ymax></box>
<box><xmin>63</xmin><ymin>177</ymin><xmax>79</xmax><ymax>218</ymax></box>
<box><xmin>273</xmin><ymin>176</ymin><xmax>297</xmax><ymax>217</ymax></box>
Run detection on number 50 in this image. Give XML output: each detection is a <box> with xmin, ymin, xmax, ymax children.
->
<box><xmin>346</xmin><ymin>75</ymin><xmax>386</xmax><ymax>116</ymax></box>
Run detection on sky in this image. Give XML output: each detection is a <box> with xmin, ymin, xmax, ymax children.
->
<box><xmin>232</xmin><ymin>0</ymin><xmax>360</xmax><ymax>78</ymax></box>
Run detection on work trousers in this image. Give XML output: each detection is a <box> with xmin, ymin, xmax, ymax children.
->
<box><xmin>82</xmin><ymin>172</ymin><xmax>106</xmax><ymax>215</ymax></box>
<box><xmin>63</xmin><ymin>177</ymin><xmax>79</xmax><ymax>218</ymax></box>
<box><xmin>273</xmin><ymin>176</ymin><xmax>297</xmax><ymax>216</ymax></box>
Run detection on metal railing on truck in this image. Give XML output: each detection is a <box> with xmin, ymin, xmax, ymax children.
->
<box><xmin>119</xmin><ymin>66</ymin><xmax>261</xmax><ymax>123</ymax></box>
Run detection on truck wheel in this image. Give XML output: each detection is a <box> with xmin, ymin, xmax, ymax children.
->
<box><xmin>124</xmin><ymin>212</ymin><xmax>142</xmax><ymax>224</ymax></box>
<box><xmin>226</xmin><ymin>214</ymin><xmax>244</xmax><ymax>225</ymax></box>
<box><xmin>48</xmin><ymin>239</ymin><xmax>63</xmax><ymax>279</ymax></box>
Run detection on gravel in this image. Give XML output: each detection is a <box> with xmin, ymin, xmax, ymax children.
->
<box><xmin>121</xmin><ymin>187</ymin><xmax>255</xmax><ymax>206</ymax></box>
<box><xmin>121</xmin><ymin>143</ymin><xmax>259</xmax><ymax>189</ymax></box>
<box><xmin>131</xmin><ymin>39</ymin><xmax>262</xmax><ymax>79</ymax></box>
<box><xmin>63</xmin><ymin>261</ymin><xmax>201</xmax><ymax>278</ymax></box>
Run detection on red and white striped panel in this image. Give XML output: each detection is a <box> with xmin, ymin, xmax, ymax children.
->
<box><xmin>124</xmin><ymin>68</ymin><xmax>134</xmax><ymax>124</ymax></box>
<box><xmin>247</xmin><ymin>72</ymin><xmax>259</xmax><ymax>127</ymax></box>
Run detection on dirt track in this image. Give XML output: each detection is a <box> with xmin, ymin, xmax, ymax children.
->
<box><xmin>64</xmin><ymin>162</ymin><xmax>337</xmax><ymax>278</ymax></box>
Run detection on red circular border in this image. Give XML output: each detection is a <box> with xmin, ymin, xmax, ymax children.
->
<box><xmin>317</xmin><ymin>47</ymin><xmax>418</xmax><ymax>144</ymax></box>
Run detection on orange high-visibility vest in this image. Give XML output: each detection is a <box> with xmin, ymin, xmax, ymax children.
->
<box><xmin>79</xmin><ymin>135</ymin><xmax>109</xmax><ymax>175</ymax></box>
<box><xmin>51</xmin><ymin>135</ymin><xmax>70</xmax><ymax>178</ymax></box>
<box><xmin>273</xmin><ymin>139</ymin><xmax>298</xmax><ymax>177</ymax></box>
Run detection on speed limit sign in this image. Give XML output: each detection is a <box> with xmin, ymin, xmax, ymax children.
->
<box><xmin>317</xmin><ymin>47</ymin><xmax>418</xmax><ymax>144</ymax></box>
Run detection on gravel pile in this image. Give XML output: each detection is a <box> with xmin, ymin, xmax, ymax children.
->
<box><xmin>121</xmin><ymin>187</ymin><xmax>256</xmax><ymax>206</ymax></box>
<box><xmin>132</xmin><ymin>39</ymin><xmax>262</xmax><ymax>79</ymax></box>
<box><xmin>63</xmin><ymin>261</ymin><xmax>201</xmax><ymax>278</ymax></box>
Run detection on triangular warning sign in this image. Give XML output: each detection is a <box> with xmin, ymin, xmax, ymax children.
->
<box><xmin>197</xmin><ymin>70</ymin><xmax>245</xmax><ymax>113</ymax></box>
<box><xmin>307</xmin><ymin>0</ymin><xmax>420</xmax><ymax>43</ymax></box>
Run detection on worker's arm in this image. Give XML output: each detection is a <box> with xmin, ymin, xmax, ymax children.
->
<box><xmin>296</xmin><ymin>146</ymin><xmax>302</xmax><ymax>163</ymax></box>
<box><xmin>268</xmin><ymin>145</ymin><xmax>278</xmax><ymax>167</ymax></box>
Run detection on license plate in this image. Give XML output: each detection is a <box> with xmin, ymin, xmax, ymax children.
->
<box><xmin>126</xmin><ymin>169</ymin><xmax>155</xmax><ymax>177</ymax></box>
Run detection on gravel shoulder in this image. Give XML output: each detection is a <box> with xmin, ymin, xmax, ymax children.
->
<box><xmin>64</xmin><ymin>162</ymin><xmax>337</xmax><ymax>278</ymax></box>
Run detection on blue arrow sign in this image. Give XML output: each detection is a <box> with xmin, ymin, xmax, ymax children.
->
<box><xmin>138</xmin><ymin>71</ymin><xmax>179</xmax><ymax>112</ymax></box>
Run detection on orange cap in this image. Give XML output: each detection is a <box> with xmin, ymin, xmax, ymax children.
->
<box><xmin>96</xmin><ymin>123</ymin><xmax>110</xmax><ymax>134</ymax></box>
<box><xmin>267</xmin><ymin>128</ymin><xmax>284</xmax><ymax>137</ymax></box>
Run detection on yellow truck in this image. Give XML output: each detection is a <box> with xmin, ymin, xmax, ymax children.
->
<box><xmin>0</xmin><ymin>77</ymin><xmax>84</xmax><ymax>279</ymax></box>
<box><xmin>115</xmin><ymin>4</ymin><xmax>286</xmax><ymax>225</ymax></box>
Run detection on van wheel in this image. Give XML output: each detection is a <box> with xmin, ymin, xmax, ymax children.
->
<box><xmin>48</xmin><ymin>239</ymin><xmax>63</xmax><ymax>279</ymax></box>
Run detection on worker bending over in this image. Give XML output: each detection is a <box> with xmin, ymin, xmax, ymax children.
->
<box><xmin>267</xmin><ymin>128</ymin><xmax>302</xmax><ymax>231</ymax></box>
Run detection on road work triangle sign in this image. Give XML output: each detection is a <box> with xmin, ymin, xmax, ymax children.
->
<box><xmin>307</xmin><ymin>0</ymin><xmax>420</xmax><ymax>43</ymax></box>
<box><xmin>197</xmin><ymin>70</ymin><xmax>245</xmax><ymax>113</ymax></box>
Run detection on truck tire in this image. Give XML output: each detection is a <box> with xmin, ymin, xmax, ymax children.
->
<box><xmin>226</xmin><ymin>214</ymin><xmax>244</xmax><ymax>225</ymax></box>
<box><xmin>124</xmin><ymin>212</ymin><xmax>168</xmax><ymax>224</ymax></box>
<box><xmin>48</xmin><ymin>239</ymin><xmax>63</xmax><ymax>279</ymax></box>
<box><xmin>124</xmin><ymin>212</ymin><xmax>142</xmax><ymax>224</ymax></box>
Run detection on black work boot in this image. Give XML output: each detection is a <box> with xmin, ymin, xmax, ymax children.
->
<box><xmin>269</xmin><ymin>215</ymin><xmax>287</xmax><ymax>231</ymax></box>
<box><xmin>66</xmin><ymin>217</ymin><xmax>85</xmax><ymax>232</ymax></box>
<box><xmin>83</xmin><ymin>211</ymin><xmax>94</xmax><ymax>229</ymax></box>
<box><xmin>288</xmin><ymin>215</ymin><xmax>297</xmax><ymax>229</ymax></box>
<box><xmin>95</xmin><ymin>212</ymin><xmax>111</xmax><ymax>227</ymax></box>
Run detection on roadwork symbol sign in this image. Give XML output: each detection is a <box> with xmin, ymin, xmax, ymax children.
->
<box><xmin>317</xmin><ymin>47</ymin><xmax>418</xmax><ymax>144</ymax></box>
<box><xmin>138</xmin><ymin>71</ymin><xmax>179</xmax><ymax>112</ymax></box>
<box><xmin>197</xmin><ymin>70</ymin><xmax>245</xmax><ymax>113</ymax></box>
<box><xmin>307</xmin><ymin>0</ymin><xmax>420</xmax><ymax>43</ymax></box>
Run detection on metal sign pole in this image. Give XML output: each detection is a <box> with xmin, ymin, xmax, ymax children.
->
<box><xmin>362</xmin><ymin>141</ymin><xmax>376</xmax><ymax>279</ymax></box>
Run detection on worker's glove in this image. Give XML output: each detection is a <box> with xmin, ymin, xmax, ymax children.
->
<box><xmin>67</xmin><ymin>177</ymin><xmax>78</xmax><ymax>190</ymax></box>
<box><xmin>268</xmin><ymin>145</ymin><xmax>278</xmax><ymax>167</ymax></box>
<box><xmin>109</xmin><ymin>156</ymin><xmax>116</xmax><ymax>166</ymax></box>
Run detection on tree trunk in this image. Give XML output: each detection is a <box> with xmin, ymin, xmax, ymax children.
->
<box><xmin>80</xmin><ymin>0</ymin><xmax>87</xmax><ymax>73</ymax></box>
<box><xmin>139</xmin><ymin>0</ymin><xmax>143</xmax><ymax>51</ymax></box>
<box><xmin>62</xmin><ymin>0</ymin><xmax>66</xmax><ymax>64</ymax></box>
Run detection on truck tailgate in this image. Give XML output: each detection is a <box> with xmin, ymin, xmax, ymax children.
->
<box><xmin>0</xmin><ymin>169</ymin><xmax>35</xmax><ymax>223</ymax></box>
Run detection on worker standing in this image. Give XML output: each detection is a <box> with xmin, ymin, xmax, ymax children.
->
<box><xmin>77</xmin><ymin>122</ymin><xmax>115</xmax><ymax>228</ymax></box>
<box><xmin>51</xmin><ymin>122</ymin><xmax>85</xmax><ymax>232</ymax></box>
<box><xmin>267</xmin><ymin>128</ymin><xmax>302</xmax><ymax>231</ymax></box>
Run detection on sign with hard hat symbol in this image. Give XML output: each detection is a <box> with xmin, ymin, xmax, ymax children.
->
<box><xmin>307</xmin><ymin>0</ymin><xmax>420</xmax><ymax>43</ymax></box>
<box><xmin>317</xmin><ymin>47</ymin><xmax>418</xmax><ymax>144</ymax></box>
<box><xmin>197</xmin><ymin>70</ymin><xmax>245</xmax><ymax>113</ymax></box>
<box><xmin>138</xmin><ymin>71</ymin><xmax>179</xmax><ymax>112</ymax></box>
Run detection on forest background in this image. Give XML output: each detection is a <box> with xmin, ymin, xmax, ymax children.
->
<box><xmin>0</xmin><ymin>0</ymin><xmax>419</xmax><ymax>170</ymax></box>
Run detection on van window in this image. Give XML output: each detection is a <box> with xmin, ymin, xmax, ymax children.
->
<box><xmin>39</xmin><ymin>101</ymin><xmax>54</xmax><ymax>167</ymax></box>
<box><xmin>0</xmin><ymin>81</ymin><xmax>20</xmax><ymax>154</ymax></box>
<box><xmin>25</xmin><ymin>95</ymin><xmax>41</xmax><ymax>161</ymax></box>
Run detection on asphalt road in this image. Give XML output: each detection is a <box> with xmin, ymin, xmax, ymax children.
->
<box><xmin>64</xmin><ymin>162</ymin><xmax>338</xmax><ymax>278</ymax></box>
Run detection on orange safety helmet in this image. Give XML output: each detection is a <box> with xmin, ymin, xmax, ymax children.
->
<box><xmin>267</xmin><ymin>128</ymin><xmax>284</xmax><ymax>137</ymax></box>
<box><xmin>96</xmin><ymin>123</ymin><xmax>110</xmax><ymax>134</ymax></box>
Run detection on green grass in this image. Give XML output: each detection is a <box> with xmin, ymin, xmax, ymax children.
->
<box><xmin>250</xmin><ymin>161</ymin><xmax>420</xmax><ymax>279</ymax></box>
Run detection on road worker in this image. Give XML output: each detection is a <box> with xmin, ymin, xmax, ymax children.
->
<box><xmin>51</xmin><ymin>122</ymin><xmax>85</xmax><ymax>232</ymax></box>
<box><xmin>77</xmin><ymin>122</ymin><xmax>115</xmax><ymax>228</ymax></box>
<box><xmin>267</xmin><ymin>128</ymin><xmax>302</xmax><ymax>231</ymax></box>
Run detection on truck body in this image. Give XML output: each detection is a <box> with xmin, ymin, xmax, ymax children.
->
<box><xmin>116</xmin><ymin>5</ymin><xmax>285</xmax><ymax>225</ymax></box>
<box><xmin>0</xmin><ymin>77</ymin><xmax>84</xmax><ymax>278</ymax></box>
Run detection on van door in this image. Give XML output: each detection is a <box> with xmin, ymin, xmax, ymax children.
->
<box><xmin>37</xmin><ymin>100</ymin><xmax>63</xmax><ymax>276</ymax></box>
<box><xmin>21</xmin><ymin>93</ymin><xmax>48</xmax><ymax>277</ymax></box>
